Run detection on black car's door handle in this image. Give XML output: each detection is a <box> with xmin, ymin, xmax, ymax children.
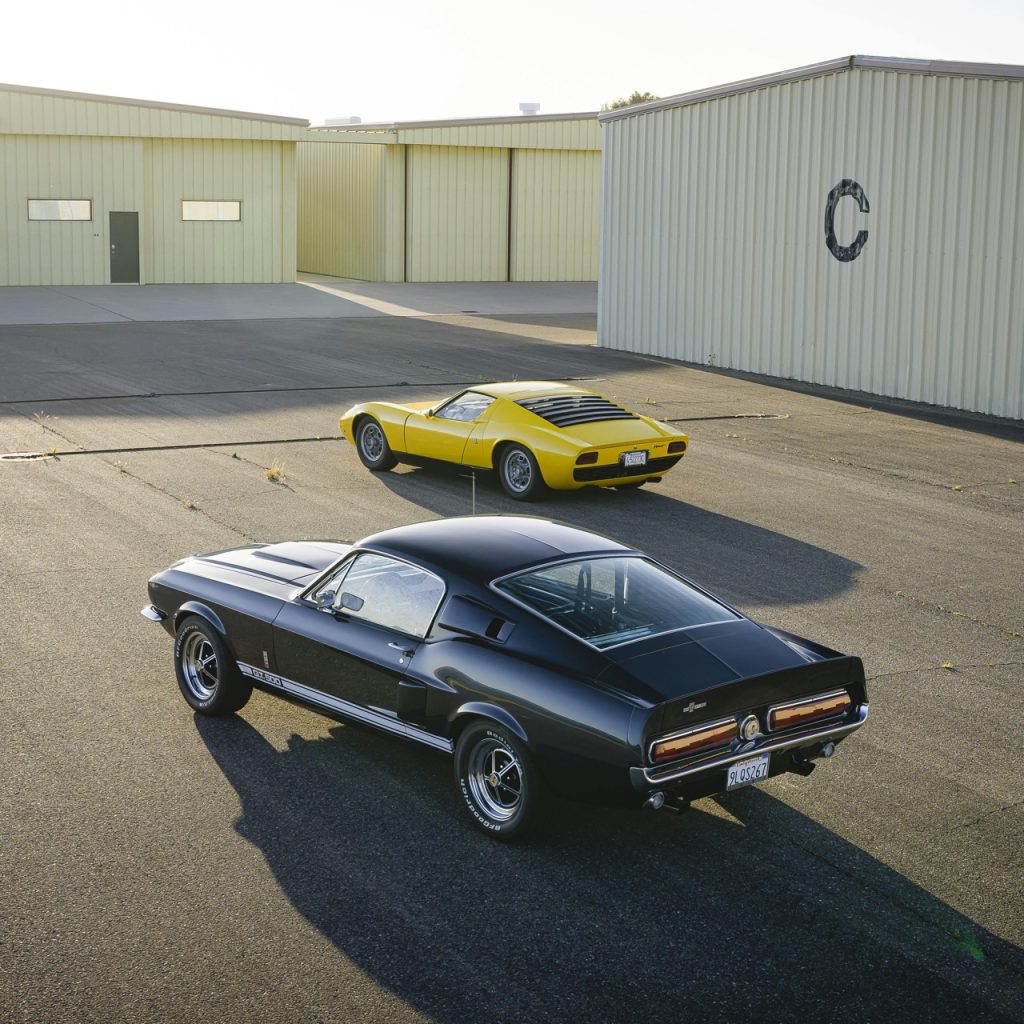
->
<box><xmin>388</xmin><ymin>641</ymin><xmax>415</xmax><ymax>658</ymax></box>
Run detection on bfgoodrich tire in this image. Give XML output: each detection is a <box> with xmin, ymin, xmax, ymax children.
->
<box><xmin>455</xmin><ymin>721</ymin><xmax>544</xmax><ymax>839</ymax></box>
<box><xmin>497</xmin><ymin>444</ymin><xmax>546</xmax><ymax>501</ymax></box>
<box><xmin>356</xmin><ymin>417</ymin><xmax>398</xmax><ymax>471</ymax></box>
<box><xmin>174</xmin><ymin>616</ymin><xmax>252</xmax><ymax>715</ymax></box>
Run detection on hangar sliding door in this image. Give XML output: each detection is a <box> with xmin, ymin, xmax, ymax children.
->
<box><xmin>510</xmin><ymin>149</ymin><xmax>599</xmax><ymax>281</ymax></box>
<box><xmin>405</xmin><ymin>145</ymin><xmax>508</xmax><ymax>282</ymax></box>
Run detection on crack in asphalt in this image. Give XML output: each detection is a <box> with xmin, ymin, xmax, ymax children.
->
<box><xmin>879</xmin><ymin>587</ymin><xmax>1024</xmax><ymax>642</ymax></box>
<box><xmin>719</xmin><ymin>435</ymin><xmax>1023</xmax><ymax>499</ymax></box>
<box><xmin>0</xmin><ymin>376</ymin><xmax>596</xmax><ymax>406</ymax></box>
<box><xmin>868</xmin><ymin>661</ymin><xmax>1024</xmax><ymax>682</ymax></box>
<box><xmin>98</xmin><ymin>454</ymin><xmax>261</xmax><ymax>543</ymax></box>
<box><xmin>945</xmin><ymin>798</ymin><xmax>1024</xmax><ymax>836</ymax></box>
<box><xmin>2</xmin><ymin>436</ymin><xmax>345</xmax><ymax>459</ymax></box>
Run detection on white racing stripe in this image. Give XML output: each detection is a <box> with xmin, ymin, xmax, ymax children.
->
<box><xmin>238</xmin><ymin>662</ymin><xmax>453</xmax><ymax>753</ymax></box>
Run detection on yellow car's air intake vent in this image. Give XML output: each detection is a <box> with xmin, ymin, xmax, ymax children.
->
<box><xmin>517</xmin><ymin>395</ymin><xmax>639</xmax><ymax>428</ymax></box>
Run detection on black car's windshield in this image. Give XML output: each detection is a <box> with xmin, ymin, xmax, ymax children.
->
<box><xmin>496</xmin><ymin>556</ymin><xmax>739</xmax><ymax>649</ymax></box>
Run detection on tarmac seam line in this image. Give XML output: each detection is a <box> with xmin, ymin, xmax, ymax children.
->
<box><xmin>0</xmin><ymin>376</ymin><xmax>597</xmax><ymax>406</ymax></box>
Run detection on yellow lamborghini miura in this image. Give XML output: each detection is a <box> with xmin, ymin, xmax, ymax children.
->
<box><xmin>339</xmin><ymin>382</ymin><xmax>688</xmax><ymax>500</ymax></box>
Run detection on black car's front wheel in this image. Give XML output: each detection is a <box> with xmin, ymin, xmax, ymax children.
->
<box><xmin>174</xmin><ymin>616</ymin><xmax>252</xmax><ymax>715</ymax></box>
<box><xmin>498</xmin><ymin>444</ymin><xmax>545</xmax><ymax>501</ymax></box>
<box><xmin>455</xmin><ymin>721</ymin><xmax>543</xmax><ymax>839</ymax></box>
<box><xmin>356</xmin><ymin>416</ymin><xmax>398</xmax><ymax>471</ymax></box>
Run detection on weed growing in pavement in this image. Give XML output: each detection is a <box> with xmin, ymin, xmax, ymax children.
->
<box><xmin>33</xmin><ymin>411</ymin><xmax>49</xmax><ymax>426</ymax></box>
<box><xmin>264</xmin><ymin>460</ymin><xmax>285</xmax><ymax>484</ymax></box>
<box><xmin>183</xmin><ymin>498</ymin><xmax>200</xmax><ymax>510</ymax></box>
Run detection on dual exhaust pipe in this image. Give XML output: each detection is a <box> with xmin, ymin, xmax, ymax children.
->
<box><xmin>643</xmin><ymin>740</ymin><xmax>836</xmax><ymax>811</ymax></box>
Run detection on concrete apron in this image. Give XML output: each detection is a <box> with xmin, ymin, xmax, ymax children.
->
<box><xmin>0</xmin><ymin>276</ymin><xmax>597</xmax><ymax>326</ymax></box>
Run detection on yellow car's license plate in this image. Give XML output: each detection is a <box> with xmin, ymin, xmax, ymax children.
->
<box><xmin>621</xmin><ymin>450</ymin><xmax>648</xmax><ymax>468</ymax></box>
<box><xmin>726</xmin><ymin>753</ymin><xmax>770</xmax><ymax>790</ymax></box>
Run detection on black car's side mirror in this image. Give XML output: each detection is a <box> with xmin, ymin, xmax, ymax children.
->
<box><xmin>340</xmin><ymin>592</ymin><xmax>364</xmax><ymax>612</ymax></box>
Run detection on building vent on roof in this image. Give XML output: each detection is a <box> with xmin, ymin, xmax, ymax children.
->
<box><xmin>325</xmin><ymin>116</ymin><xmax>362</xmax><ymax>126</ymax></box>
<box><xmin>519</xmin><ymin>102</ymin><xmax>540</xmax><ymax>116</ymax></box>
<box><xmin>517</xmin><ymin>394</ymin><xmax>638</xmax><ymax>427</ymax></box>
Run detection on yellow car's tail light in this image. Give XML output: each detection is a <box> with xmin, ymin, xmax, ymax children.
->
<box><xmin>668</xmin><ymin>441</ymin><xmax>688</xmax><ymax>454</ymax></box>
<box><xmin>650</xmin><ymin>719</ymin><xmax>738</xmax><ymax>764</ymax></box>
<box><xmin>768</xmin><ymin>691</ymin><xmax>851</xmax><ymax>731</ymax></box>
<box><xmin>575</xmin><ymin>451</ymin><xmax>599</xmax><ymax>465</ymax></box>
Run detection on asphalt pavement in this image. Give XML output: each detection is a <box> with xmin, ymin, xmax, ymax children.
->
<box><xmin>1</xmin><ymin>305</ymin><xmax>1022</xmax><ymax>1023</ymax></box>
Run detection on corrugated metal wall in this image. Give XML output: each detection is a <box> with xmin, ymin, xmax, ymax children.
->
<box><xmin>297</xmin><ymin>120</ymin><xmax>602</xmax><ymax>283</ymax></box>
<box><xmin>599</xmin><ymin>66</ymin><xmax>1024</xmax><ymax>420</ymax></box>
<box><xmin>0</xmin><ymin>86</ymin><xmax>301</xmax><ymax>286</ymax></box>
<box><xmin>0</xmin><ymin>135</ymin><xmax>143</xmax><ymax>285</ymax></box>
<box><xmin>511</xmin><ymin>150</ymin><xmax>600</xmax><ymax>281</ymax></box>
<box><xmin>0</xmin><ymin>135</ymin><xmax>295</xmax><ymax>285</ymax></box>
<box><xmin>298</xmin><ymin>142</ymin><xmax>388</xmax><ymax>280</ymax></box>
<box><xmin>145</xmin><ymin>140</ymin><xmax>296</xmax><ymax>283</ymax></box>
<box><xmin>0</xmin><ymin>85</ymin><xmax>306</xmax><ymax>141</ymax></box>
<box><xmin>397</xmin><ymin>119</ymin><xmax>600</xmax><ymax>151</ymax></box>
<box><xmin>405</xmin><ymin>146</ymin><xmax>509</xmax><ymax>282</ymax></box>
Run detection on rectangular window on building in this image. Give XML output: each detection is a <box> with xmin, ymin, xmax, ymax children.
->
<box><xmin>182</xmin><ymin>201</ymin><xmax>241</xmax><ymax>221</ymax></box>
<box><xmin>28</xmin><ymin>199</ymin><xmax>92</xmax><ymax>221</ymax></box>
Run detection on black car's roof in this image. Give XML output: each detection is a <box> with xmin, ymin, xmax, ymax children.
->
<box><xmin>358</xmin><ymin>516</ymin><xmax>635</xmax><ymax>586</ymax></box>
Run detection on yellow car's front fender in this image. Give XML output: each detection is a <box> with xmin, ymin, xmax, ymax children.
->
<box><xmin>339</xmin><ymin>402</ymin><xmax>413</xmax><ymax>451</ymax></box>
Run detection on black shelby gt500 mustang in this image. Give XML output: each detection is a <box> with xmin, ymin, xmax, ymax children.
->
<box><xmin>144</xmin><ymin>516</ymin><xmax>868</xmax><ymax>838</ymax></box>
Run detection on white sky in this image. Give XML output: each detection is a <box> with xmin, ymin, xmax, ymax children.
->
<box><xmin>5</xmin><ymin>0</ymin><xmax>1023</xmax><ymax>125</ymax></box>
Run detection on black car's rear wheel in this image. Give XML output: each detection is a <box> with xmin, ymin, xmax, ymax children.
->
<box><xmin>455</xmin><ymin>721</ymin><xmax>543</xmax><ymax>839</ymax></box>
<box><xmin>174</xmin><ymin>616</ymin><xmax>252</xmax><ymax>715</ymax></box>
<box><xmin>498</xmin><ymin>444</ymin><xmax>545</xmax><ymax>501</ymax></box>
<box><xmin>356</xmin><ymin>417</ymin><xmax>398</xmax><ymax>471</ymax></box>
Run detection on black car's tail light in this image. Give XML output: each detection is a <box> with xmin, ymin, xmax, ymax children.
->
<box><xmin>768</xmin><ymin>691</ymin><xmax>851</xmax><ymax>731</ymax></box>
<box><xmin>650</xmin><ymin>719</ymin><xmax>738</xmax><ymax>764</ymax></box>
<box><xmin>668</xmin><ymin>441</ymin><xmax>688</xmax><ymax>454</ymax></box>
<box><xmin>575</xmin><ymin>451</ymin><xmax>599</xmax><ymax>465</ymax></box>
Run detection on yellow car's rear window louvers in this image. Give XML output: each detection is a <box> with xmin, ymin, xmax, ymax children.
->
<box><xmin>517</xmin><ymin>395</ymin><xmax>639</xmax><ymax>428</ymax></box>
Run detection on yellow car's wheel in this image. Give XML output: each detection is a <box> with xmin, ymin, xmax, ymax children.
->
<box><xmin>498</xmin><ymin>443</ymin><xmax>546</xmax><ymax>501</ymax></box>
<box><xmin>356</xmin><ymin>416</ymin><xmax>397</xmax><ymax>472</ymax></box>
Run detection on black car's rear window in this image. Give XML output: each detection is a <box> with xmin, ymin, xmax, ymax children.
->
<box><xmin>495</xmin><ymin>556</ymin><xmax>739</xmax><ymax>649</ymax></box>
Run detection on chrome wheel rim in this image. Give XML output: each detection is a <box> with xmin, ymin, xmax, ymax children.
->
<box><xmin>467</xmin><ymin>738</ymin><xmax>522</xmax><ymax>822</ymax></box>
<box><xmin>360</xmin><ymin>422</ymin><xmax>386</xmax><ymax>462</ymax></box>
<box><xmin>503</xmin><ymin>450</ymin><xmax>532</xmax><ymax>493</ymax></box>
<box><xmin>181</xmin><ymin>631</ymin><xmax>218</xmax><ymax>701</ymax></box>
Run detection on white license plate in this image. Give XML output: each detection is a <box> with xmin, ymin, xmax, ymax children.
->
<box><xmin>726</xmin><ymin>753</ymin><xmax>770</xmax><ymax>790</ymax></box>
<box><xmin>621</xmin><ymin>450</ymin><xmax>648</xmax><ymax>468</ymax></box>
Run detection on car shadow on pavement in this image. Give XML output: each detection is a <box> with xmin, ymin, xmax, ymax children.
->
<box><xmin>375</xmin><ymin>468</ymin><xmax>863</xmax><ymax>609</ymax></box>
<box><xmin>195</xmin><ymin>713</ymin><xmax>1024</xmax><ymax>1024</ymax></box>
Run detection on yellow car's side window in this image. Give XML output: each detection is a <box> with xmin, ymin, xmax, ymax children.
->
<box><xmin>434</xmin><ymin>392</ymin><xmax>495</xmax><ymax>423</ymax></box>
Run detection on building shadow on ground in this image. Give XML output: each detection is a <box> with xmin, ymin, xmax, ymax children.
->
<box><xmin>195</xmin><ymin>713</ymin><xmax>1024</xmax><ymax>1024</ymax></box>
<box><xmin>376</xmin><ymin>466</ymin><xmax>863</xmax><ymax>609</ymax></box>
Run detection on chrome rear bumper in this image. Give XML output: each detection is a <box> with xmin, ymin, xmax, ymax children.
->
<box><xmin>630</xmin><ymin>704</ymin><xmax>869</xmax><ymax>791</ymax></box>
<box><xmin>141</xmin><ymin>604</ymin><xmax>167</xmax><ymax>622</ymax></box>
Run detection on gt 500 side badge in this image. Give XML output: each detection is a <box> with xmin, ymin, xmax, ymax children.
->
<box><xmin>682</xmin><ymin>701</ymin><xmax>708</xmax><ymax>714</ymax></box>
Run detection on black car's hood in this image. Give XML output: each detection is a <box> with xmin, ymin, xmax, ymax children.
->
<box><xmin>598</xmin><ymin>618</ymin><xmax>810</xmax><ymax>705</ymax></box>
<box><xmin>186</xmin><ymin>541</ymin><xmax>351</xmax><ymax>589</ymax></box>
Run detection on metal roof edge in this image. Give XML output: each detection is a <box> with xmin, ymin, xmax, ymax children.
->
<box><xmin>312</xmin><ymin>111</ymin><xmax>600</xmax><ymax>131</ymax></box>
<box><xmin>598</xmin><ymin>58</ymin><xmax>853</xmax><ymax>121</ymax></box>
<box><xmin>599</xmin><ymin>54</ymin><xmax>1024</xmax><ymax>122</ymax></box>
<box><xmin>0</xmin><ymin>81</ymin><xmax>310</xmax><ymax>127</ymax></box>
<box><xmin>852</xmin><ymin>55</ymin><xmax>1024</xmax><ymax>79</ymax></box>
